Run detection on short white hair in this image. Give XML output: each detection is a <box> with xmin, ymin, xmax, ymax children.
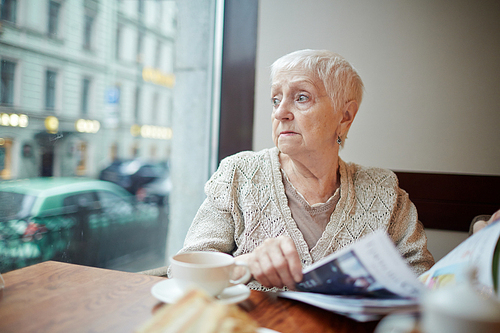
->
<box><xmin>271</xmin><ymin>49</ymin><xmax>364</xmax><ymax>114</ymax></box>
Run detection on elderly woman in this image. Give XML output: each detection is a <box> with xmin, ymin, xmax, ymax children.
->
<box><xmin>176</xmin><ymin>49</ymin><xmax>435</xmax><ymax>291</ymax></box>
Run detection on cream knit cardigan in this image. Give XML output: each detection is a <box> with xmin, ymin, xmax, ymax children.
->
<box><xmin>180</xmin><ymin>148</ymin><xmax>435</xmax><ymax>290</ymax></box>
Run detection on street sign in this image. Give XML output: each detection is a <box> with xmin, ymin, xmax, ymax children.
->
<box><xmin>105</xmin><ymin>87</ymin><xmax>120</xmax><ymax>104</ymax></box>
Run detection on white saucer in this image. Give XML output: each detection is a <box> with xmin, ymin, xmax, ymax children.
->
<box><xmin>151</xmin><ymin>279</ymin><xmax>251</xmax><ymax>305</ymax></box>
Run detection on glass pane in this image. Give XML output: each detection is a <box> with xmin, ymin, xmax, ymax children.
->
<box><xmin>45</xmin><ymin>70</ymin><xmax>57</xmax><ymax>110</ymax></box>
<box><xmin>48</xmin><ymin>1</ymin><xmax>61</xmax><ymax>38</ymax></box>
<box><xmin>0</xmin><ymin>0</ymin><xmax>17</xmax><ymax>23</ymax></box>
<box><xmin>0</xmin><ymin>0</ymin><xmax>221</xmax><ymax>273</ymax></box>
<box><xmin>83</xmin><ymin>15</ymin><xmax>94</xmax><ymax>50</ymax></box>
<box><xmin>1</xmin><ymin>60</ymin><xmax>15</xmax><ymax>105</ymax></box>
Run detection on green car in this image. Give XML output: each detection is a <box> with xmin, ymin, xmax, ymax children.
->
<box><xmin>0</xmin><ymin>178</ymin><xmax>164</xmax><ymax>273</ymax></box>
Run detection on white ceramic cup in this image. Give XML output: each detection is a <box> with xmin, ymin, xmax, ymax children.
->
<box><xmin>170</xmin><ymin>251</ymin><xmax>251</xmax><ymax>297</ymax></box>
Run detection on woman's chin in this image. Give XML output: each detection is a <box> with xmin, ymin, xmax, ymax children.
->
<box><xmin>277</xmin><ymin>144</ymin><xmax>295</xmax><ymax>155</ymax></box>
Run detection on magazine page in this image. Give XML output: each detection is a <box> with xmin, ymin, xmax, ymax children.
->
<box><xmin>295</xmin><ymin>230</ymin><xmax>423</xmax><ymax>299</ymax></box>
<box><xmin>419</xmin><ymin>218</ymin><xmax>500</xmax><ymax>295</ymax></box>
<box><xmin>279</xmin><ymin>292</ymin><xmax>419</xmax><ymax>316</ymax></box>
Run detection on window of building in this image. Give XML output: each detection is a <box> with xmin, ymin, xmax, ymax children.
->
<box><xmin>48</xmin><ymin>1</ymin><xmax>61</xmax><ymax>38</ymax></box>
<box><xmin>0</xmin><ymin>138</ymin><xmax>13</xmax><ymax>180</ymax></box>
<box><xmin>136</xmin><ymin>32</ymin><xmax>143</xmax><ymax>63</ymax></box>
<box><xmin>83</xmin><ymin>14</ymin><xmax>94</xmax><ymax>50</ymax></box>
<box><xmin>0</xmin><ymin>0</ymin><xmax>17</xmax><ymax>23</ymax></box>
<box><xmin>115</xmin><ymin>25</ymin><xmax>121</xmax><ymax>60</ymax></box>
<box><xmin>150</xmin><ymin>145</ymin><xmax>157</xmax><ymax>159</ymax></box>
<box><xmin>110</xmin><ymin>142</ymin><xmax>118</xmax><ymax>161</ymax></box>
<box><xmin>131</xmin><ymin>143</ymin><xmax>139</xmax><ymax>158</ymax></box>
<box><xmin>137</xmin><ymin>0</ymin><xmax>144</xmax><ymax>18</ymax></box>
<box><xmin>45</xmin><ymin>70</ymin><xmax>57</xmax><ymax>110</ymax></box>
<box><xmin>0</xmin><ymin>60</ymin><xmax>15</xmax><ymax>106</ymax></box>
<box><xmin>81</xmin><ymin>77</ymin><xmax>91</xmax><ymax>115</ymax></box>
<box><xmin>76</xmin><ymin>141</ymin><xmax>87</xmax><ymax>176</ymax></box>
<box><xmin>134</xmin><ymin>86</ymin><xmax>141</xmax><ymax>122</ymax></box>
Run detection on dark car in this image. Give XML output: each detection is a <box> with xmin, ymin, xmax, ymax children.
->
<box><xmin>99</xmin><ymin>159</ymin><xmax>167</xmax><ymax>195</ymax></box>
<box><xmin>0</xmin><ymin>177</ymin><xmax>166</xmax><ymax>273</ymax></box>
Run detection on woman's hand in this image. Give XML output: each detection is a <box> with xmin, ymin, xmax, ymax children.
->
<box><xmin>236</xmin><ymin>236</ymin><xmax>303</xmax><ymax>289</ymax></box>
<box><xmin>472</xmin><ymin>209</ymin><xmax>500</xmax><ymax>234</ymax></box>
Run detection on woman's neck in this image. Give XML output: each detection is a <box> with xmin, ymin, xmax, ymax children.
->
<box><xmin>279</xmin><ymin>151</ymin><xmax>340</xmax><ymax>205</ymax></box>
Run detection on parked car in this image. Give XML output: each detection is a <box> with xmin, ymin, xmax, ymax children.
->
<box><xmin>99</xmin><ymin>159</ymin><xmax>167</xmax><ymax>195</ymax></box>
<box><xmin>0</xmin><ymin>177</ymin><xmax>165</xmax><ymax>273</ymax></box>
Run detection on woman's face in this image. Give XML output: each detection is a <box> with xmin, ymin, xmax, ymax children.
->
<box><xmin>271</xmin><ymin>69</ymin><xmax>342</xmax><ymax>158</ymax></box>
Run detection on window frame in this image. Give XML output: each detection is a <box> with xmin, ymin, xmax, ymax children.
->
<box><xmin>217</xmin><ymin>0</ymin><xmax>257</xmax><ymax>163</ymax></box>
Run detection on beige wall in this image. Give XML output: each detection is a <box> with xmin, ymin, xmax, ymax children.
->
<box><xmin>253</xmin><ymin>0</ymin><xmax>500</xmax><ymax>260</ymax></box>
<box><xmin>253</xmin><ymin>0</ymin><xmax>500</xmax><ymax>175</ymax></box>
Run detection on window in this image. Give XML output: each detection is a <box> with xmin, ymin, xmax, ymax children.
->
<box><xmin>136</xmin><ymin>32</ymin><xmax>143</xmax><ymax>63</ymax></box>
<box><xmin>131</xmin><ymin>143</ymin><xmax>139</xmax><ymax>158</ymax></box>
<box><xmin>48</xmin><ymin>0</ymin><xmax>61</xmax><ymax>38</ymax></box>
<box><xmin>0</xmin><ymin>0</ymin><xmax>17</xmax><ymax>23</ymax></box>
<box><xmin>76</xmin><ymin>142</ymin><xmax>87</xmax><ymax>176</ymax></box>
<box><xmin>62</xmin><ymin>191</ymin><xmax>98</xmax><ymax>211</ymax></box>
<box><xmin>110</xmin><ymin>143</ymin><xmax>118</xmax><ymax>161</ymax></box>
<box><xmin>45</xmin><ymin>70</ymin><xmax>57</xmax><ymax>110</ymax></box>
<box><xmin>0</xmin><ymin>0</ymin><xmax>249</xmax><ymax>276</ymax></box>
<box><xmin>134</xmin><ymin>87</ymin><xmax>141</xmax><ymax>122</ymax></box>
<box><xmin>0</xmin><ymin>138</ymin><xmax>12</xmax><ymax>179</ymax></box>
<box><xmin>81</xmin><ymin>77</ymin><xmax>91</xmax><ymax>115</ymax></box>
<box><xmin>115</xmin><ymin>25</ymin><xmax>121</xmax><ymax>60</ymax></box>
<box><xmin>1</xmin><ymin>60</ymin><xmax>15</xmax><ymax>106</ymax></box>
<box><xmin>83</xmin><ymin>15</ymin><xmax>94</xmax><ymax>50</ymax></box>
<box><xmin>137</xmin><ymin>0</ymin><xmax>144</xmax><ymax>18</ymax></box>
<box><xmin>97</xmin><ymin>191</ymin><xmax>133</xmax><ymax>216</ymax></box>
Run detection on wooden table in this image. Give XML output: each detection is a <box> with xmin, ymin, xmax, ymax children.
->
<box><xmin>0</xmin><ymin>261</ymin><xmax>379</xmax><ymax>333</ymax></box>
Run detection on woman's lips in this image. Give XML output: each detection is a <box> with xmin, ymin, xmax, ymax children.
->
<box><xmin>280</xmin><ymin>131</ymin><xmax>297</xmax><ymax>136</ymax></box>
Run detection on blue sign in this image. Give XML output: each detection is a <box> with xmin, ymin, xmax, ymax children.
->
<box><xmin>105</xmin><ymin>87</ymin><xmax>120</xmax><ymax>104</ymax></box>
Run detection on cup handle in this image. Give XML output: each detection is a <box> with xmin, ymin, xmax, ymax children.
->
<box><xmin>230</xmin><ymin>262</ymin><xmax>251</xmax><ymax>285</ymax></box>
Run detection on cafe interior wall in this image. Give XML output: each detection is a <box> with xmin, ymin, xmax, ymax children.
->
<box><xmin>252</xmin><ymin>0</ymin><xmax>500</xmax><ymax>261</ymax></box>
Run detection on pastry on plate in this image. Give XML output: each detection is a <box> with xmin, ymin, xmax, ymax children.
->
<box><xmin>136</xmin><ymin>288</ymin><xmax>258</xmax><ymax>333</ymax></box>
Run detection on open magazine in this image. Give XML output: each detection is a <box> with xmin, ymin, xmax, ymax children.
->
<box><xmin>279</xmin><ymin>218</ymin><xmax>500</xmax><ymax>322</ymax></box>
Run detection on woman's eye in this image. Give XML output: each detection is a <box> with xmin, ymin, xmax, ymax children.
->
<box><xmin>272</xmin><ymin>98</ymin><xmax>280</xmax><ymax>107</ymax></box>
<box><xmin>297</xmin><ymin>94</ymin><xmax>309</xmax><ymax>102</ymax></box>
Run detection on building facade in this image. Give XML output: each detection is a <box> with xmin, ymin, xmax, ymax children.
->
<box><xmin>0</xmin><ymin>0</ymin><xmax>176</xmax><ymax>180</ymax></box>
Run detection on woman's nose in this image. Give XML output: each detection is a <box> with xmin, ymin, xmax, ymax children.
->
<box><xmin>274</xmin><ymin>100</ymin><xmax>294</xmax><ymax>121</ymax></box>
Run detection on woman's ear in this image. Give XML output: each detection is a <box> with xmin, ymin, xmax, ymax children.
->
<box><xmin>340</xmin><ymin>100</ymin><xmax>359</xmax><ymax>133</ymax></box>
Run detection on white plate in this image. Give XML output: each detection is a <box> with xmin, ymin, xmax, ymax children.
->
<box><xmin>151</xmin><ymin>279</ymin><xmax>251</xmax><ymax>304</ymax></box>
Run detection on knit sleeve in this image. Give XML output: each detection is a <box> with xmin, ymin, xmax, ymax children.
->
<box><xmin>388</xmin><ymin>187</ymin><xmax>435</xmax><ymax>275</ymax></box>
<box><xmin>179</xmin><ymin>156</ymin><xmax>240</xmax><ymax>255</ymax></box>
